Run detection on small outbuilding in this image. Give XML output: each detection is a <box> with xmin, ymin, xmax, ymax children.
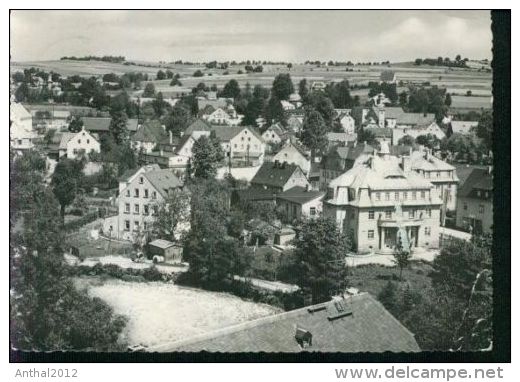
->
<box><xmin>148</xmin><ymin>239</ymin><xmax>183</xmax><ymax>263</ymax></box>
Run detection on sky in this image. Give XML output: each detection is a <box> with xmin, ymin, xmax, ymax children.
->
<box><xmin>10</xmin><ymin>10</ymin><xmax>493</xmax><ymax>63</ymax></box>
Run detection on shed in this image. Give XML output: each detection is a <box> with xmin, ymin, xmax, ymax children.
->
<box><xmin>274</xmin><ymin>227</ymin><xmax>296</xmax><ymax>246</ymax></box>
<box><xmin>148</xmin><ymin>239</ymin><xmax>183</xmax><ymax>263</ymax></box>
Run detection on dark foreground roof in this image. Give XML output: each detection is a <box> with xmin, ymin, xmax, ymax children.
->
<box><xmin>155</xmin><ymin>293</ymin><xmax>421</xmax><ymax>352</ymax></box>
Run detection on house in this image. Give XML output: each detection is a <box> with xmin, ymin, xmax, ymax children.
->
<box><xmin>311</xmin><ymin>81</ymin><xmax>327</xmax><ymax>91</ymax></box>
<box><xmin>10</xmin><ymin>103</ymin><xmax>33</xmax><ymax>132</ymax></box>
<box><xmin>56</xmin><ymin>127</ymin><xmax>101</xmax><ymax>159</ymax></box>
<box><xmin>380</xmin><ymin>70</ymin><xmax>397</xmax><ymax>84</ymax></box>
<box><xmin>409</xmin><ymin>149</ymin><xmax>459</xmax><ymax>214</ymax></box>
<box><xmin>272</xmin><ymin>141</ymin><xmax>311</xmax><ymax>175</ymax></box>
<box><xmin>280</xmin><ymin>100</ymin><xmax>296</xmax><ymax>111</ymax></box>
<box><xmin>131</xmin><ymin>120</ymin><xmax>170</xmax><ymax>153</ymax></box>
<box><xmin>370</xmin><ymin>92</ymin><xmax>392</xmax><ymax>108</ymax></box>
<box><xmin>197</xmin><ymin>97</ymin><xmax>232</xmax><ymax>111</ymax></box>
<box><xmin>335</xmin><ymin>109</ymin><xmax>356</xmax><ymax>134</ymax></box>
<box><xmin>83</xmin><ymin>117</ymin><xmax>139</xmax><ymax>135</ymax></box>
<box><xmin>286</xmin><ymin>113</ymin><xmax>304</xmax><ymax>134</ymax></box>
<box><xmin>158</xmin><ymin>293</ymin><xmax>420</xmax><ymax>352</ymax></box>
<box><xmin>11</xmin><ymin>103</ymin><xmax>37</xmax><ymax>151</ymax></box>
<box><xmin>250</xmin><ymin>161</ymin><xmax>310</xmax><ymax>194</ymax></box>
<box><xmin>147</xmin><ymin>239</ymin><xmax>183</xmax><ymax>263</ymax></box>
<box><xmin>392</xmin><ymin>123</ymin><xmax>446</xmax><ymax>145</ymax></box>
<box><xmin>262</xmin><ymin>123</ymin><xmax>288</xmax><ymax>147</ymax></box>
<box><xmin>455</xmin><ymin>167</ymin><xmax>493</xmax><ymax>235</ymax></box>
<box><xmin>200</xmin><ymin>104</ymin><xmax>242</xmax><ymax>126</ymax></box>
<box><xmin>450</xmin><ymin>121</ymin><xmax>479</xmax><ymax>135</ymax></box>
<box><xmin>288</xmin><ymin>93</ymin><xmax>302</xmax><ymax>108</ymax></box>
<box><xmin>106</xmin><ymin>165</ymin><xmax>184</xmax><ymax>241</ymax></box>
<box><xmin>185</xmin><ymin>120</ymin><xmax>265</xmax><ymax>166</ymax></box>
<box><xmin>276</xmin><ymin>186</ymin><xmax>326</xmax><ymax>222</ymax></box>
<box><xmin>319</xmin><ymin>142</ymin><xmax>374</xmax><ymax>189</ymax></box>
<box><xmin>323</xmin><ymin>142</ymin><xmax>442</xmax><ymax>254</ymax></box>
<box><xmin>326</xmin><ymin>132</ymin><xmax>358</xmax><ymax>148</ymax></box>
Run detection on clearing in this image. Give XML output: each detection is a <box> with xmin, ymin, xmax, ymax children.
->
<box><xmin>74</xmin><ymin>277</ymin><xmax>280</xmax><ymax>348</ymax></box>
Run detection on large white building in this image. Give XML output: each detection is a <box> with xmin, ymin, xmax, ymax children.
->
<box><xmin>323</xmin><ymin>143</ymin><xmax>442</xmax><ymax>254</ymax></box>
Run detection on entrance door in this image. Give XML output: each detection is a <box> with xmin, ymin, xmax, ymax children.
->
<box><xmin>409</xmin><ymin>227</ymin><xmax>418</xmax><ymax>247</ymax></box>
<box><xmin>384</xmin><ymin>228</ymin><xmax>396</xmax><ymax>249</ymax></box>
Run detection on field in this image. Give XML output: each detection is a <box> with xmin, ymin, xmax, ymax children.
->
<box><xmin>450</xmin><ymin>95</ymin><xmax>492</xmax><ymax>110</ymax></box>
<box><xmin>74</xmin><ymin>277</ymin><xmax>280</xmax><ymax>349</ymax></box>
<box><xmin>11</xmin><ymin>59</ymin><xmax>492</xmax><ymax>99</ymax></box>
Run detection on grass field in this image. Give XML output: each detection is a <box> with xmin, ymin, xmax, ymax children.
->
<box><xmin>11</xmin><ymin>60</ymin><xmax>492</xmax><ymax>96</ymax></box>
<box><xmin>451</xmin><ymin>95</ymin><xmax>492</xmax><ymax>109</ymax></box>
<box><xmin>74</xmin><ymin>277</ymin><xmax>280</xmax><ymax>348</ymax></box>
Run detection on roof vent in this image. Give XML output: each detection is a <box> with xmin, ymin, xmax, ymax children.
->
<box><xmin>295</xmin><ymin>327</ymin><xmax>313</xmax><ymax>348</ymax></box>
<box><xmin>327</xmin><ymin>300</ymin><xmax>353</xmax><ymax>321</ymax></box>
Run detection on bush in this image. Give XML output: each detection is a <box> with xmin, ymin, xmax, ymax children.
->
<box><xmin>142</xmin><ymin>266</ymin><xmax>163</xmax><ymax>281</ymax></box>
<box><xmin>63</xmin><ymin>211</ymin><xmax>98</xmax><ymax>232</ymax></box>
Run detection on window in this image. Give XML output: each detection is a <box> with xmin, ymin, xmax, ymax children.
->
<box><xmin>310</xmin><ymin>207</ymin><xmax>316</xmax><ymax>216</ymax></box>
<box><xmin>234</xmin><ymin>144</ymin><xmax>237</xmax><ymax>148</ymax></box>
<box><xmin>403</xmin><ymin>192</ymin><xmax>408</xmax><ymax>200</ymax></box>
<box><xmin>152</xmin><ymin>191</ymin><xmax>157</xmax><ymax>199</ymax></box>
<box><xmin>139</xmin><ymin>177</ymin><xmax>144</xmax><ymax>184</ymax></box>
<box><xmin>144</xmin><ymin>189</ymin><xmax>149</xmax><ymax>198</ymax></box>
<box><xmin>385</xmin><ymin>192</ymin><xmax>390</xmax><ymax>201</ymax></box>
<box><xmin>368</xmin><ymin>230</ymin><xmax>375</xmax><ymax>239</ymax></box>
<box><xmin>153</xmin><ymin>205</ymin><xmax>158</xmax><ymax>215</ymax></box>
<box><xmin>124</xmin><ymin>220</ymin><xmax>130</xmax><ymax>231</ymax></box>
<box><xmin>87</xmin><ymin>139</ymin><xmax>90</xmax><ymax>144</ymax></box>
<box><xmin>409</xmin><ymin>209</ymin><xmax>415</xmax><ymax>219</ymax></box>
<box><xmin>477</xmin><ymin>190</ymin><xmax>481</xmax><ymax>197</ymax></box>
<box><xmin>126</xmin><ymin>189</ymin><xmax>130</xmax><ymax>197</ymax></box>
<box><xmin>424</xmin><ymin>227</ymin><xmax>431</xmax><ymax>236</ymax></box>
<box><xmin>436</xmin><ymin>171</ymin><xmax>440</xmax><ymax>178</ymax></box>
<box><xmin>368</xmin><ymin>211</ymin><xmax>375</xmax><ymax>219</ymax></box>
<box><xmin>144</xmin><ymin>205</ymin><xmax>149</xmax><ymax>215</ymax></box>
<box><xmin>463</xmin><ymin>203</ymin><xmax>468</xmax><ymax>211</ymax></box>
<box><xmin>125</xmin><ymin>203</ymin><xmax>130</xmax><ymax>213</ymax></box>
<box><xmin>421</xmin><ymin>191</ymin><xmax>425</xmax><ymax>199</ymax></box>
<box><xmin>134</xmin><ymin>221</ymin><xmax>140</xmax><ymax>230</ymax></box>
<box><xmin>394</xmin><ymin>192</ymin><xmax>399</xmax><ymax>201</ymax></box>
<box><xmin>412</xmin><ymin>191</ymin><xmax>417</xmax><ymax>200</ymax></box>
<box><xmin>134</xmin><ymin>189</ymin><xmax>139</xmax><ymax>197</ymax></box>
<box><xmin>426</xmin><ymin>208</ymin><xmax>432</xmax><ymax>218</ymax></box>
<box><xmin>376</xmin><ymin>192</ymin><xmax>381</xmax><ymax>201</ymax></box>
<box><xmin>78</xmin><ymin>139</ymin><xmax>81</xmax><ymax>144</ymax></box>
<box><xmin>385</xmin><ymin>210</ymin><xmax>392</xmax><ymax>219</ymax></box>
<box><xmin>479</xmin><ymin>204</ymin><xmax>485</xmax><ymax>214</ymax></box>
<box><xmin>134</xmin><ymin>204</ymin><xmax>139</xmax><ymax>214</ymax></box>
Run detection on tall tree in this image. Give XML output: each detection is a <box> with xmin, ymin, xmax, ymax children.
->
<box><xmin>271</xmin><ymin>73</ymin><xmax>294</xmax><ymax>100</ymax></box>
<box><xmin>192</xmin><ymin>135</ymin><xmax>224</xmax><ymax>179</ymax></box>
<box><xmin>220</xmin><ymin>79</ymin><xmax>241</xmax><ymax>99</ymax></box>
<box><xmin>142</xmin><ymin>83</ymin><xmax>156</xmax><ymax>98</ymax></box>
<box><xmin>264</xmin><ymin>95</ymin><xmax>286</xmax><ymax>125</ymax></box>
<box><xmin>476</xmin><ymin>111</ymin><xmax>493</xmax><ymax>150</ymax></box>
<box><xmin>51</xmin><ymin>159</ymin><xmax>85</xmax><ymax>218</ymax></box>
<box><xmin>152</xmin><ymin>188</ymin><xmax>191</xmax><ymax>243</ymax></box>
<box><xmin>298</xmin><ymin>79</ymin><xmax>309</xmax><ymax>99</ymax></box>
<box><xmin>293</xmin><ymin>217</ymin><xmax>350</xmax><ymax>304</ymax></box>
<box><xmin>68</xmin><ymin>116</ymin><xmax>84</xmax><ymax>133</ymax></box>
<box><xmin>301</xmin><ymin>108</ymin><xmax>328</xmax><ymax>158</ymax></box>
<box><xmin>109</xmin><ymin>110</ymin><xmax>129</xmax><ymax>144</ymax></box>
<box><xmin>164</xmin><ymin>104</ymin><xmax>191</xmax><ymax>137</ymax></box>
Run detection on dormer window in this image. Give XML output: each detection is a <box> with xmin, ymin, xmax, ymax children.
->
<box><xmin>139</xmin><ymin>177</ymin><xmax>144</xmax><ymax>184</ymax></box>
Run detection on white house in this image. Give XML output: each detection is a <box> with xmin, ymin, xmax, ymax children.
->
<box><xmin>272</xmin><ymin>141</ymin><xmax>311</xmax><ymax>175</ymax></box>
<box><xmin>276</xmin><ymin>186</ymin><xmax>326</xmax><ymax>223</ymax></box>
<box><xmin>280</xmin><ymin>100</ymin><xmax>296</xmax><ymax>111</ymax></box>
<box><xmin>335</xmin><ymin>110</ymin><xmax>356</xmax><ymax>134</ymax></box>
<box><xmin>58</xmin><ymin>127</ymin><xmax>101</xmax><ymax>159</ymax></box>
<box><xmin>104</xmin><ymin>165</ymin><xmax>185</xmax><ymax>241</ymax></box>
<box><xmin>10</xmin><ymin>103</ymin><xmax>37</xmax><ymax>150</ymax></box>
<box><xmin>262</xmin><ymin>123</ymin><xmax>288</xmax><ymax>146</ymax></box>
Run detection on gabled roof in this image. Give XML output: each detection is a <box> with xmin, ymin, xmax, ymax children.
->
<box><xmin>326</xmin><ymin>132</ymin><xmax>358</xmax><ymax>143</ymax></box>
<box><xmin>366</xmin><ymin>127</ymin><xmax>393</xmax><ymax>138</ymax></box>
<box><xmin>131</xmin><ymin>120</ymin><xmax>168</xmax><ymax>143</ymax></box>
<box><xmin>10</xmin><ymin>102</ymin><xmax>32</xmax><ymax>121</ymax></box>
<box><xmin>378</xmin><ymin>107</ymin><xmax>435</xmax><ymax>127</ymax></box>
<box><xmin>161</xmin><ymin>293</ymin><xmax>420</xmax><ymax>352</ymax></box>
<box><xmin>173</xmin><ymin>134</ymin><xmax>195</xmax><ymax>155</ymax></box>
<box><xmin>58</xmin><ymin>132</ymin><xmax>76</xmax><ymax>149</ymax></box>
<box><xmin>458</xmin><ymin>167</ymin><xmax>493</xmax><ymax>198</ymax></box>
<box><xmin>211</xmin><ymin>125</ymin><xmax>263</xmax><ymax>142</ymax></box>
<box><xmin>265</xmin><ymin>123</ymin><xmax>286</xmax><ymax>138</ymax></box>
<box><xmin>184</xmin><ymin>119</ymin><xmax>213</xmax><ymax>135</ymax></box>
<box><xmin>333</xmin><ymin>142</ymin><xmax>374</xmax><ymax>161</ymax></box>
<box><xmin>149</xmin><ymin>239</ymin><xmax>176</xmax><ymax>249</ymax></box>
<box><xmin>276</xmin><ymin>186</ymin><xmax>325</xmax><ymax>205</ymax></box>
<box><xmin>251</xmin><ymin>162</ymin><xmax>303</xmax><ymax>189</ymax></box>
<box><xmin>83</xmin><ymin>117</ymin><xmax>139</xmax><ymax>132</ymax></box>
<box><xmin>409</xmin><ymin>151</ymin><xmax>457</xmax><ymax>173</ymax></box>
<box><xmin>144</xmin><ymin>169</ymin><xmax>183</xmax><ymax>198</ymax></box>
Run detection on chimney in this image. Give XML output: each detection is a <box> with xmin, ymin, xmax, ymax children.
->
<box><xmin>401</xmin><ymin>156</ymin><xmax>410</xmax><ymax>173</ymax></box>
<box><xmin>169</xmin><ymin>130</ymin><xmax>173</xmax><ymax>145</ymax></box>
